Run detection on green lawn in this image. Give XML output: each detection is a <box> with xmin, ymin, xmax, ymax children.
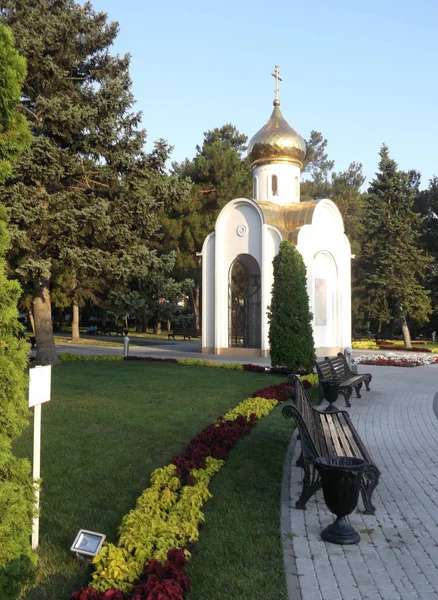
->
<box><xmin>14</xmin><ymin>361</ymin><xmax>293</xmax><ymax>600</ymax></box>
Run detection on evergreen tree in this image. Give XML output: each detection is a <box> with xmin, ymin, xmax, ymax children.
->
<box><xmin>357</xmin><ymin>145</ymin><xmax>431</xmax><ymax>345</ymax></box>
<box><xmin>414</xmin><ymin>176</ymin><xmax>438</xmax><ymax>332</ymax></box>
<box><xmin>301</xmin><ymin>130</ymin><xmax>334</xmax><ymax>200</ymax></box>
<box><xmin>0</xmin><ymin>22</ymin><xmax>35</xmax><ymax>598</ymax></box>
<box><xmin>1</xmin><ymin>0</ymin><xmax>190</xmax><ymax>363</ymax></box>
<box><xmin>268</xmin><ymin>241</ymin><xmax>315</xmax><ymax>371</ymax></box>
<box><xmin>165</xmin><ymin>124</ymin><xmax>251</xmax><ymax>327</ymax></box>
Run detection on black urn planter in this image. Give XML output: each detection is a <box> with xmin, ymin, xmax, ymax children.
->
<box><xmin>314</xmin><ymin>456</ymin><xmax>366</xmax><ymax>545</ymax></box>
<box><xmin>321</xmin><ymin>380</ymin><xmax>339</xmax><ymax>412</ymax></box>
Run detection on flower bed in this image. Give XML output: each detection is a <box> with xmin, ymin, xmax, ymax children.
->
<box><xmin>352</xmin><ymin>352</ymin><xmax>438</xmax><ymax>367</ymax></box>
<box><xmin>71</xmin><ymin>383</ymin><xmax>286</xmax><ymax>600</ymax></box>
<box><xmin>251</xmin><ymin>374</ymin><xmax>317</xmax><ymax>402</ymax></box>
<box><xmin>377</xmin><ymin>345</ymin><xmax>431</xmax><ymax>353</ymax></box>
<box><xmin>352</xmin><ymin>341</ymin><xmax>378</xmax><ymax>350</ymax></box>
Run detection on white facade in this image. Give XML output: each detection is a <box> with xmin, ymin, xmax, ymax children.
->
<box><xmin>201</xmin><ymin>196</ymin><xmax>351</xmax><ymax>358</ymax></box>
<box><xmin>252</xmin><ymin>162</ymin><xmax>301</xmax><ymax>205</ymax></box>
<box><xmin>201</xmin><ymin>88</ymin><xmax>351</xmax><ymax>359</ymax></box>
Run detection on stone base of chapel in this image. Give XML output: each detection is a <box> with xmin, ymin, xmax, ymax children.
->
<box><xmin>202</xmin><ymin>346</ymin><xmax>346</xmax><ymax>359</ymax></box>
<box><xmin>201</xmin><ymin>346</ymin><xmax>269</xmax><ymax>358</ymax></box>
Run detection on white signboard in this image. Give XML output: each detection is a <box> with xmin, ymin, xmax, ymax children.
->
<box><xmin>29</xmin><ymin>365</ymin><xmax>52</xmax><ymax>408</ymax></box>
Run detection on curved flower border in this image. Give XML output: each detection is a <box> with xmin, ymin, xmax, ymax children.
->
<box><xmin>71</xmin><ymin>389</ymin><xmax>287</xmax><ymax>600</ymax></box>
<box><xmin>352</xmin><ymin>352</ymin><xmax>438</xmax><ymax>367</ymax></box>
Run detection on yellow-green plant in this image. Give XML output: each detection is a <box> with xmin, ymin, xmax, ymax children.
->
<box><xmin>218</xmin><ymin>397</ymin><xmax>277</xmax><ymax>423</ymax></box>
<box><xmin>352</xmin><ymin>341</ymin><xmax>378</xmax><ymax>350</ymax></box>
<box><xmin>301</xmin><ymin>373</ymin><xmax>318</xmax><ymax>387</ymax></box>
<box><xmin>90</xmin><ymin>395</ymin><xmax>278</xmax><ymax>593</ymax></box>
<box><xmin>177</xmin><ymin>358</ymin><xmax>243</xmax><ymax>370</ymax></box>
<box><xmin>91</xmin><ymin>458</ymin><xmax>223</xmax><ymax>593</ymax></box>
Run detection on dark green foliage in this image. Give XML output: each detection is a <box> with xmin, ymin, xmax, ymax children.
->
<box><xmin>164</xmin><ymin>124</ymin><xmax>252</xmax><ymax>324</ymax></box>
<box><xmin>1</xmin><ymin>1</ymin><xmax>191</xmax><ymax>361</ymax></box>
<box><xmin>268</xmin><ymin>241</ymin><xmax>315</xmax><ymax>371</ymax></box>
<box><xmin>0</xmin><ymin>555</ymin><xmax>36</xmax><ymax>599</ymax></box>
<box><xmin>414</xmin><ymin>176</ymin><xmax>438</xmax><ymax>325</ymax></box>
<box><xmin>357</xmin><ymin>145</ymin><xmax>432</xmax><ymax>341</ymax></box>
<box><xmin>301</xmin><ymin>130</ymin><xmax>335</xmax><ymax>200</ymax></box>
<box><xmin>0</xmin><ymin>22</ymin><xmax>35</xmax><ymax>594</ymax></box>
<box><xmin>0</xmin><ymin>23</ymin><xmax>30</xmax><ymax>182</ymax></box>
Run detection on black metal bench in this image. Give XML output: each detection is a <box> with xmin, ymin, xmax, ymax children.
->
<box><xmin>314</xmin><ymin>353</ymin><xmax>372</xmax><ymax>407</ymax></box>
<box><xmin>96</xmin><ymin>326</ymin><xmax>124</xmax><ymax>336</ymax></box>
<box><xmin>168</xmin><ymin>327</ymin><xmax>201</xmax><ymax>340</ymax></box>
<box><xmin>282</xmin><ymin>375</ymin><xmax>380</xmax><ymax>514</ymax></box>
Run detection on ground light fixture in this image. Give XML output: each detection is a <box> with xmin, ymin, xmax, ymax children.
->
<box><xmin>71</xmin><ymin>529</ymin><xmax>106</xmax><ymax>561</ymax></box>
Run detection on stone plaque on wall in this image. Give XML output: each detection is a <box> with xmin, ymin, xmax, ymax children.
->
<box><xmin>315</xmin><ymin>278</ymin><xmax>327</xmax><ymax>326</ymax></box>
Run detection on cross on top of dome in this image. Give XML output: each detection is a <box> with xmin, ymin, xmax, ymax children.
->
<box><xmin>271</xmin><ymin>65</ymin><xmax>282</xmax><ymax>105</ymax></box>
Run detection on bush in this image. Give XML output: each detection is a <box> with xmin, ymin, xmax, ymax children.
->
<box><xmin>268</xmin><ymin>241</ymin><xmax>315</xmax><ymax>372</ymax></box>
<box><xmin>0</xmin><ymin>211</ymin><xmax>35</xmax><ymax>588</ymax></box>
<box><xmin>59</xmin><ymin>353</ymin><xmax>123</xmax><ymax>362</ymax></box>
<box><xmin>177</xmin><ymin>359</ymin><xmax>243</xmax><ymax>370</ymax></box>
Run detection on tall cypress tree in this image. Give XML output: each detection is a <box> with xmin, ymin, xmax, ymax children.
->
<box><xmin>268</xmin><ymin>241</ymin><xmax>315</xmax><ymax>371</ymax></box>
<box><xmin>357</xmin><ymin>145</ymin><xmax>431</xmax><ymax>345</ymax></box>
<box><xmin>1</xmin><ymin>1</ymin><xmax>190</xmax><ymax>364</ymax></box>
<box><xmin>0</xmin><ymin>23</ymin><xmax>35</xmax><ymax>598</ymax></box>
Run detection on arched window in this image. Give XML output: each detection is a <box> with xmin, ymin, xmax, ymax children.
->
<box><xmin>253</xmin><ymin>176</ymin><xmax>258</xmax><ymax>199</ymax></box>
<box><xmin>272</xmin><ymin>174</ymin><xmax>278</xmax><ymax>196</ymax></box>
<box><xmin>294</xmin><ymin>176</ymin><xmax>299</xmax><ymax>200</ymax></box>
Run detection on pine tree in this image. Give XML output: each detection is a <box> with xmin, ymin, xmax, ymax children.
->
<box><xmin>165</xmin><ymin>124</ymin><xmax>252</xmax><ymax>327</ymax></box>
<box><xmin>357</xmin><ymin>145</ymin><xmax>432</xmax><ymax>345</ymax></box>
<box><xmin>414</xmin><ymin>176</ymin><xmax>438</xmax><ymax>330</ymax></box>
<box><xmin>268</xmin><ymin>241</ymin><xmax>315</xmax><ymax>371</ymax></box>
<box><xmin>0</xmin><ymin>22</ymin><xmax>35</xmax><ymax>598</ymax></box>
<box><xmin>1</xmin><ymin>0</ymin><xmax>190</xmax><ymax>363</ymax></box>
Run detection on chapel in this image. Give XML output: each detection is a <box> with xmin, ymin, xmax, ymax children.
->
<box><xmin>201</xmin><ymin>67</ymin><xmax>352</xmax><ymax>358</ymax></box>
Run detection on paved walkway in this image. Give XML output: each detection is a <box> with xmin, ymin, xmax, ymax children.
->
<box><xmin>282</xmin><ymin>363</ymin><xmax>438</xmax><ymax>600</ymax></box>
<box><xmin>52</xmin><ymin>336</ymin><xmax>273</xmax><ymax>365</ymax></box>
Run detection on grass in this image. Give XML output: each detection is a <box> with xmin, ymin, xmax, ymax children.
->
<box><xmin>14</xmin><ymin>361</ymin><xmax>288</xmax><ymax>599</ymax></box>
<box><xmin>186</xmin><ymin>403</ymin><xmax>291</xmax><ymax>600</ymax></box>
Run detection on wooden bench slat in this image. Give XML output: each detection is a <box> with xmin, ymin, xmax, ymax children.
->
<box><xmin>337</xmin><ymin>413</ymin><xmax>374</xmax><ymax>464</ymax></box>
<box><xmin>319</xmin><ymin>415</ymin><xmax>338</xmax><ymax>456</ymax></box>
<box><xmin>332</xmin><ymin>413</ymin><xmax>360</xmax><ymax>458</ymax></box>
<box><xmin>323</xmin><ymin>414</ymin><xmax>347</xmax><ymax>456</ymax></box>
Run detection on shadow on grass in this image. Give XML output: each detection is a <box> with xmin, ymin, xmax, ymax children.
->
<box><xmin>19</xmin><ymin>540</ymin><xmax>90</xmax><ymax>600</ymax></box>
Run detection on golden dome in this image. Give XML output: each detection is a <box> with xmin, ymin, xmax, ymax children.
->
<box><xmin>247</xmin><ymin>100</ymin><xmax>306</xmax><ymax>168</ymax></box>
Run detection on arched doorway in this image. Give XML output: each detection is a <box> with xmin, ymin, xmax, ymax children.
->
<box><xmin>313</xmin><ymin>251</ymin><xmax>338</xmax><ymax>349</ymax></box>
<box><xmin>228</xmin><ymin>254</ymin><xmax>261</xmax><ymax>348</ymax></box>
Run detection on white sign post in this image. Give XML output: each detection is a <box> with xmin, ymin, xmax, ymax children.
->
<box><xmin>28</xmin><ymin>365</ymin><xmax>52</xmax><ymax>551</ymax></box>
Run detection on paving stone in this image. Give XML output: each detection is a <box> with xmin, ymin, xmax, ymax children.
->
<box><xmin>281</xmin><ymin>363</ymin><xmax>438</xmax><ymax>600</ymax></box>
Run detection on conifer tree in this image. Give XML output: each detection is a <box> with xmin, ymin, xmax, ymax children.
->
<box><xmin>0</xmin><ymin>22</ymin><xmax>35</xmax><ymax>598</ymax></box>
<box><xmin>1</xmin><ymin>0</ymin><xmax>190</xmax><ymax>363</ymax></box>
<box><xmin>414</xmin><ymin>176</ymin><xmax>438</xmax><ymax>330</ymax></box>
<box><xmin>165</xmin><ymin>124</ymin><xmax>251</xmax><ymax>327</ymax></box>
<box><xmin>357</xmin><ymin>145</ymin><xmax>431</xmax><ymax>345</ymax></box>
<box><xmin>268</xmin><ymin>241</ymin><xmax>315</xmax><ymax>371</ymax></box>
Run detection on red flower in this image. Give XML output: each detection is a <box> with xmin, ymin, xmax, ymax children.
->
<box><xmin>102</xmin><ymin>591</ymin><xmax>125</xmax><ymax>600</ymax></box>
<box><xmin>71</xmin><ymin>589</ymin><xmax>102</xmax><ymax>600</ymax></box>
<box><xmin>167</xmin><ymin>549</ymin><xmax>186</xmax><ymax>568</ymax></box>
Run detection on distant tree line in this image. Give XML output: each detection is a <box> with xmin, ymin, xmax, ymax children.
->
<box><xmin>0</xmin><ymin>0</ymin><xmax>436</xmax><ymax>365</ymax></box>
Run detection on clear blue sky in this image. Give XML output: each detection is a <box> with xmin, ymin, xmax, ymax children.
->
<box><xmin>90</xmin><ymin>0</ymin><xmax>438</xmax><ymax>189</ymax></box>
